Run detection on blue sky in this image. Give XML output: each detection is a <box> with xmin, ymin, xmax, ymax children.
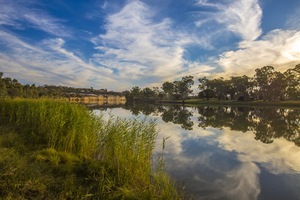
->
<box><xmin>0</xmin><ymin>0</ymin><xmax>299</xmax><ymax>91</ymax></box>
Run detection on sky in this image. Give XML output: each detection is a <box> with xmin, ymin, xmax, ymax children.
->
<box><xmin>0</xmin><ymin>0</ymin><xmax>300</xmax><ymax>91</ymax></box>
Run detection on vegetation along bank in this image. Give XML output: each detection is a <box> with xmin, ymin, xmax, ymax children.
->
<box><xmin>0</xmin><ymin>99</ymin><xmax>183</xmax><ymax>199</ymax></box>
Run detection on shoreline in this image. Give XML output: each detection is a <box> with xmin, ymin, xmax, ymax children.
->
<box><xmin>155</xmin><ymin>99</ymin><xmax>300</xmax><ymax>108</ymax></box>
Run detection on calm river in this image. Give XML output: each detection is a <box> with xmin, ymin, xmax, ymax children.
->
<box><xmin>94</xmin><ymin>104</ymin><xmax>300</xmax><ymax>200</ymax></box>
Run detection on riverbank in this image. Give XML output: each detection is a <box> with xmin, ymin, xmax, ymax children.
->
<box><xmin>0</xmin><ymin>98</ymin><xmax>183</xmax><ymax>199</ymax></box>
<box><xmin>158</xmin><ymin>99</ymin><xmax>300</xmax><ymax>108</ymax></box>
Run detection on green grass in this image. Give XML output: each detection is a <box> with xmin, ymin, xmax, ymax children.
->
<box><xmin>0</xmin><ymin>98</ymin><xmax>99</xmax><ymax>157</ymax></box>
<box><xmin>0</xmin><ymin>98</ymin><xmax>184</xmax><ymax>199</ymax></box>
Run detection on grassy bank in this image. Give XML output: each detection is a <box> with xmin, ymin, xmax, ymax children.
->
<box><xmin>0</xmin><ymin>99</ymin><xmax>183</xmax><ymax>199</ymax></box>
<box><xmin>158</xmin><ymin>99</ymin><xmax>300</xmax><ymax>108</ymax></box>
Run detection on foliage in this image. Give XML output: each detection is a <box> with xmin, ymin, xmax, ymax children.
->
<box><xmin>0</xmin><ymin>99</ymin><xmax>183</xmax><ymax>199</ymax></box>
<box><xmin>197</xmin><ymin>64</ymin><xmax>300</xmax><ymax>101</ymax></box>
<box><xmin>174</xmin><ymin>76</ymin><xmax>194</xmax><ymax>102</ymax></box>
<box><xmin>162</xmin><ymin>81</ymin><xmax>175</xmax><ymax>99</ymax></box>
<box><xmin>0</xmin><ymin>99</ymin><xmax>99</xmax><ymax>158</ymax></box>
<box><xmin>0</xmin><ymin>73</ymin><xmax>119</xmax><ymax>99</ymax></box>
<box><xmin>1</xmin><ymin>64</ymin><xmax>299</xmax><ymax>103</ymax></box>
<box><xmin>124</xmin><ymin>64</ymin><xmax>299</xmax><ymax>103</ymax></box>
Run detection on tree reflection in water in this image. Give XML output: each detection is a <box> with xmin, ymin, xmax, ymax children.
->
<box><xmin>124</xmin><ymin>104</ymin><xmax>300</xmax><ymax>146</ymax></box>
<box><xmin>197</xmin><ymin>106</ymin><xmax>300</xmax><ymax>146</ymax></box>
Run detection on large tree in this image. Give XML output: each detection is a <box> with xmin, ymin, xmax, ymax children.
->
<box><xmin>230</xmin><ymin>75</ymin><xmax>253</xmax><ymax>100</ymax></box>
<box><xmin>198</xmin><ymin>77</ymin><xmax>215</xmax><ymax>100</ymax></box>
<box><xmin>284</xmin><ymin>64</ymin><xmax>300</xmax><ymax>100</ymax></box>
<box><xmin>254</xmin><ymin>66</ymin><xmax>286</xmax><ymax>101</ymax></box>
<box><xmin>162</xmin><ymin>81</ymin><xmax>175</xmax><ymax>99</ymax></box>
<box><xmin>174</xmin><ymin>76</ymin><xmax>194</xmax><ymax>103</ymax></box>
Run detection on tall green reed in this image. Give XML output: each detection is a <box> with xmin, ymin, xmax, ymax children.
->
<box><xmin>0</xmin><ymin>98</ymin><xmax>184</xmax><ymax>199</ymax></box>
<box><xmin>0</xmin><ymin>98</ymin><xmax>100</xmax><ymax>158</ymax></box>
<box><xmin>98</xmin><ymin>117</ymin><xmax>157</xmax><ymax>189</ymax></box>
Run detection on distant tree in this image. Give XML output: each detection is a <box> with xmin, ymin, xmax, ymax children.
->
<box><xmin>174</xmin><ymin>76</ymin><xmax>194</xmax><ymax>103</ymax></box>
<box><xmin>208</xmin><ymin>78</ymin><xmax>227</xmax><ymax>100</ymax></box>
<box><xmin>152</xmin><ymin>87</ymin><xmax>164</xmax><ymax>100</ymax></box>
<box><xmin>284</xmin><ymin>64</ymin><xmax>300</xmax><ymax>100</ymax></box>
<box><xmin>142</xmin><ymin>87</ymin><xmax>156</xmax><ymax>101</ymax></box>
<box><xmin>162</xmin><ymin>81</ymin><xmax>175</xmax><ymax>99</ymax></box>
<box><xmin>0</xmin><ymin>72</ymin><xmax>8</xmax><ymax>98</ymax></box>
<box><xmin>230</xmin><ymin>75</ymin><xmax>253</xmax><ymax>100</ymax></box>
<box><xmin>198</xmin><ymin>77</ymin><xmax>215</xmax><ymax>100</ymax></box>
<box><xmin>254</xmin><ymin>66</ymin><xmax>286</xmax><ymax>101</ymax></box>
<box><xmin>130</xmin><ymin>86</ymin><xmax>142</xmax><ymax>101</ymax></box>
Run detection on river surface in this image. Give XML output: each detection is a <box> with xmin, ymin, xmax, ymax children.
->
<box><xmin>93</xmin><ymin>104</ymin><xmax>300</xmax><ymax>200</ymax></box>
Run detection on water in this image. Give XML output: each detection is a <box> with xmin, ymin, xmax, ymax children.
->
<box><xmin>93</xmin><ymin>104</ymin><xmax>300</xmax><ymax>200</ymax></box>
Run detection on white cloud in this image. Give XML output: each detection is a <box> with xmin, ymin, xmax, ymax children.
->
<box><xmin>196</xmin><ymin>0</ymin><xmax>262</xmax><ymax>41</ymax></box>
<box><xmin>218</xmin><ymin>128</ymin><xmax>300</xmax><ymax>173</ymax></box>
<box><xmin>215</xmin><ymin>162</ymin><xmax>261</xmax><ymax>200</ymax></box>
<box><xmin>0</xmin><ymin>30</ymin><xmax>123</xmax><ymax>89</ymax></box>
<box><xmin>218</xmin><ymin>29</ymin><xmax>300</xmax><ymax>77</ymax></box>
<box><xmin>219</xmin><ymin>0</ymin><xmax>262</xmax><ymax>41</ymax></box>
<box><xmin>91</xmin><ymin>1</ymin><xmax>212</xmax><ymax>87</ymax></box>
<box><xmin>0</xmin><ymin>0</ymin><xmax>70</xmax><ymax>37</ymax></box>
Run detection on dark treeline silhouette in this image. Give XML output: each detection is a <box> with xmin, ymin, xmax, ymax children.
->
<box><xmin>0</xmin><ymin>72</ymin><xmax>120</xmax><ymax>99</ymax></box>
<box><xmin>123</xmin><ymin>104</ymin><xmax>300</xmax><ymax>146</ymax></box>
<box><xmin>124</xmin><ymin>64</ymin><xmax>300</xmax><ymax>102</ymax></box>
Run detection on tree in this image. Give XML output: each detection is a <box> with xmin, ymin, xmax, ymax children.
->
<box><xmin>230</xmin><ymin>75</ymin><xmax>253</xmax><ymax>101</ymax></box>
<box><xmin>129</xmin><ymin>86</ymin><xmax>142</xmax><ymax>101</ymax></box>
<box><xmin>268</xmin><ymin>71</ymin><xmax>286</xmax><ymax>100</ymax></box>
<box><xmin>162</xmin><ymin>81</ymin><xmax>175</xmax><ymax>99</ymax></box>
<box><xmin>142</xmin><ymin>87</ymin><xmax>156</xmax><ymax>101</ymax></box>
<box><xmin>254</xmin><ymin>66</ymin><xmax>287</xmax><ymax>101</ymax></box>
<box><xmin>254</xmin><ymin>66</ymin><xmax>275</xmax><ymax>100</ymax></box>
<box><xmin>174</xmin><ymin>76</ymin><xmax>194</xmax><ymax>103</ymax></box>
<box><xmin>0</xmin><ymin>72</ymin><xmax>8</xmax><ymax>98</ymax></box>
<box><xmin>284</xmin><ymin>64</ymin><xmax>300</xmax><ymax>100</ymax></box>
<box><xmin>208</xmin><ymin>78</ymin><xmax>227</xmax><ymax>100</ymax></box>
<box><xmin>198</xmin><ymin>77</ymin><xmax>215</xmax><ymax>100</ymax></box>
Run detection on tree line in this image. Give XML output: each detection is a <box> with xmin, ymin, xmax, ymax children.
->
<box><xmin>124</xmin><ymin>64</ymin><xmax>300</xmax><ymax>102</ymax></box>
<box><xmin>1</xmin><ymin>64</ymin><xmax>299</xmax><ymax>101</ymax></box>
<box><xmin>0</xmin><ymin>72</ymin><xmax>118</xmax><ymax>99</ymax></box>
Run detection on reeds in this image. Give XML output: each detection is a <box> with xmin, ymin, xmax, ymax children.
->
<box><xmin>0</xmin><ymin>98</ymin><xmax>183</xmax><ymax>199</ymax></box>
<box><xmin>0</xmin><ymin>98</ymin><xmax>99</xmax><ymax>157</ymax></box>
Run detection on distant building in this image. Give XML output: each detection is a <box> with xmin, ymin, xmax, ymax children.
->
<box><xmin>69</xmin><ymin>94</ymin><xmax>126</xmax><ymax>105</ymax></box>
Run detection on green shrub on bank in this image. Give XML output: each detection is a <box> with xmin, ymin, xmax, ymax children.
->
<box><xmin>0</xmin><ymin>99</ymin><xmax>183</xmax><ymax>199</ymax></box>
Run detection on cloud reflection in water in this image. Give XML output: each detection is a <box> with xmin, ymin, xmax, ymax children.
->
<box><xmin>95</xmin><ymin>106</ymin><xmax>300</xmax><ymax>200</ymax></box>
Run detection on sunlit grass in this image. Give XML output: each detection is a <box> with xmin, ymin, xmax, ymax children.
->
<box><xmin>0</xmin><ymin>98</ymin><xmax>183</xmax><ymax>199</ymax></box>
<box><xmin>0</xmin><ymin>98</ymin><xmax>99</xmax><ymax>157</ymax></box>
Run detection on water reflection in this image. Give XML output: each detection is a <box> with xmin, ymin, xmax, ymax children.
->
<box><xmin>95</xmin><ymin>105</ymin><xmax>300</xmax><ymax>200</ymax></box>
<box><xmin>124</xmin><ymin>105</ymin><xmax>300</xmax><ymax>146</ymax></box>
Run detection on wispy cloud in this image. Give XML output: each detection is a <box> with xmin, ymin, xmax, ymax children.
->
<box><xmin>0</xmin><ymin>0</ymin><xmax>298</xmax><ymax>90</ymax></box>
<box><xmin>285</xmin><ymin>5</ymin><xmax>300</xmax><ymax>29</ymax></box>
<box><xmin>91</xmin><ymin>1</ymin><xmax>214</xmax><ymax>87</ymax></box>
<box><xmin>196</xmin><ymin>0</ymin><xmax>262</xmax><ymax>41</ymax></box>
<box><xmin>0</xmin><ymin>29</ymin><xmax>123</xmax><ymax>89</ymax></box>
<box><xmin>0</xmin><ymin>0</ymin><xmax>70</xmax><ymax>37</ymax></box>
